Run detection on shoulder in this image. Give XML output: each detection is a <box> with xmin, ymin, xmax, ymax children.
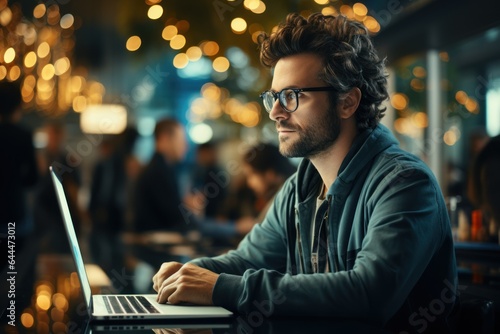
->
<box><xmin>367</xmin><ymin>146</ymin><xmax>440</xmax><ymax>197</ymax></box>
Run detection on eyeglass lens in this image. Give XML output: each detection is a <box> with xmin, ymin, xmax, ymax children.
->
<box><xmin>262</xmin><ymin>89</ymin><xmax>298</xmax><ymax>112</ymax></box>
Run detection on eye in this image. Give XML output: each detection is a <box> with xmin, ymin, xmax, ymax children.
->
<box><xmin>282</xmin><ymin>89</ymin><xmax>297</xmax><ymax>101</ymax></box>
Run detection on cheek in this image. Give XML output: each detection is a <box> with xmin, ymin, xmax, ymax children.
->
<box><xmin>176</xmin><ymin>141</ymin><xmax>187</xmax><ymax>158</ymax></box>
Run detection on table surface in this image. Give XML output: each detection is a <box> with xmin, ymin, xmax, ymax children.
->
<box><xmin>2</xmin><ymin>236</ymin><xmax>499</xmax><ymax>333</ymax></box>
<box><xmin>1</xmin><ymin>234</ymin><xmax>393</xmax><ymax>334</ymax></box>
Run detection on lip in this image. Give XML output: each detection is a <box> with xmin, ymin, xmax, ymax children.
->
<box><xmin>276</xmin><ymin>126</ymin><xmax>295</xmax><ymax>134</ymax></box>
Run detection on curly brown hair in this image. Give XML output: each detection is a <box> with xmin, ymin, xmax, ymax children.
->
<box><xmin>258</xmin><ymin>13</ymin><xmax>388</xmax><ymax>130</ymax></box>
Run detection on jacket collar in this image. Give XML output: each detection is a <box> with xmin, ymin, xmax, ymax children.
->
<box><xmin>295</xmin><ymin>124</ymin><xmax>398</xmax><ymax>203</ymax></box>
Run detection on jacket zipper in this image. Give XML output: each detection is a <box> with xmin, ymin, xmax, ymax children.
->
<box><xmin>327</xmin><ymin>195</ymin><xmax>340</xmax><ymax>272</ymax></box>
<box><xmin>295</xmin><ymin>209</ymin><xmax>305</xmax><ymax>274</ymax></box>
<box><xmin>311</xmin><ymin>253</ymin><xmax>318</xmax><ymax>273</ymax></box>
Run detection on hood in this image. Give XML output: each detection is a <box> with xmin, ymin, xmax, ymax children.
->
<box><xmin>295</xmin><ymin>124</ymin><xmax>399</xmax><ymax>203</ymax></box>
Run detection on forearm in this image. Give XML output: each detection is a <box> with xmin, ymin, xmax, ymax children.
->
<box><xmin>189</xmin><ymin>251</ymin><xmax>253</xmax><ymax>276</ymax></box>
<box><xmin>190</xmin><ymin>212</ymin><xmax>288</xmax><ymax>275</ymax></box>
<box><xmin>211</xmin><ymin>269</ymin><xmax>383</xmax><ymax>320</ymax></box>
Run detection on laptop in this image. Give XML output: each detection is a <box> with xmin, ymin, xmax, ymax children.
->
<box><xmin>50</xmin><ymin>166</ymin><xmax>233</xmax><ymax>321</ymax></box>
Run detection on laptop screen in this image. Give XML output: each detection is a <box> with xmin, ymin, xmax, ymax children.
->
<box><xmin>50</xmin><ymin>166</ymin><xmax>93</xmax><ymax>315</ymax></box>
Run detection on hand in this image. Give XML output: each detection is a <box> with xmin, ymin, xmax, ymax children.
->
<box><xmin>153</xmin><ymin>262</ymin><xmax>219</xmax><ymax>305</ymax></box>
<box><xmin>152</xmin><ymin>262</ymin><xmax>184</xmax><ymax>292</ymax></box>
<box><xmin>183</xmin><ymin>191</ymin><xmax>206</xmax><ymax>217</ymax></box>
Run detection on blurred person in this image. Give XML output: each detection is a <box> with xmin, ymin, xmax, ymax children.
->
<box><xmin>152</xmin><ymin>13</ymin><xmax>458</xmax><ymax>333</ymax></box>
<box><xmin>0</xmin><ymin>81</ymin><xmax>38</xmax><ymax>257</ymax></box>
<box><xmin>237</xmin><ymin>142</ymin><xmax>296</xmax><ymax>234</ymax></box>
<box><xmin>196</xmin><ymin>143</ymin><xmax>296</xmax><ymax>243</ymax></box>
<box><xmin>33</xmin><ymin>120</ymin><xmax>81</xmax><ymax>253</ymax></box>
<box><xmin>216</xmin><ymin>173</ymin><xmax>257</xmax><ymax>222</ymax></box>
<box><xmin>88</xmin><ymin>127</ymin><xmax>141</xmax><ymax>278</ymax></box>
<box><xmin>468</xmin><ymin>134</ymin><xmax>500</xmax><ymax>243</ymax></box>
<box><xmin>132</xmin><ymin>118</ymin><xmax>196</xmax><ymax>233</ymax></box>
<box><xmin>189</xmin><ymin>141</ymin><xmax>227</xmax><ymax>220</ymax></box>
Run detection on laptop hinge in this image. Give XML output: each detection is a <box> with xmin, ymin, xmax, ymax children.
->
<box><xmin>89</xmin><ymin>295</ymin><xmax>94</xmax><ymax>316</ymax></box>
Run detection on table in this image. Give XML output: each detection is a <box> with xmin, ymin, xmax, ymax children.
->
<box><xmin>0</xmin><ymin>234</ymin><xmax>392</xmax><ymax>334</ymax></box>
<box><xmin>3</xmin><ymin>237</ymin><xmax>499</xmax><ymax>333</ymax></box>
<box><xmin>454</xmin><ymin>241</ymin><xmax>500</xmax><ymax>322</ymax></box>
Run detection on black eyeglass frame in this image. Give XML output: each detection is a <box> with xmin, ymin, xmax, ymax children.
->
<box><xmin>259</xmin><ymin>86</ymin><xmax>337</xmax><ymax>113</ymax></box>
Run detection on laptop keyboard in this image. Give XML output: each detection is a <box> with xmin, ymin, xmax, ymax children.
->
<box><xmin>103</xmin><ymin>296</ymin><xmax>160</xmax><ymax>314</ymax></box>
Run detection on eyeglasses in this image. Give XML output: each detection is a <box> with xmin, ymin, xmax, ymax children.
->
<box><xmin>259</xmin><ymin>86</ymin><xmax>337</xmax><ymax>113</ymax></box>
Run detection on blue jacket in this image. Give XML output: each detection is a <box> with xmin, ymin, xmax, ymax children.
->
<box><xmin>192</xmin><ymin>124</ymin><xmax>457</xmax><ymax>330</ymax></box>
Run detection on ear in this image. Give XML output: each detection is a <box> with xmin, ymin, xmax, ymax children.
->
<box><xmin>338</xmin><ymin>87</ymin><xmax>361</xmax><ymax>120</ymax></box>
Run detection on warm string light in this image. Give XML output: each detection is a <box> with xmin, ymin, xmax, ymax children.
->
<box><xmin>0</xmin><ymin>3</ymin><xmax>105</xmax><ymax>116</ymax></box>
<box><xmin>188</xmin><ymin>82</ymin><xmax>261</xmax><ymax>128</ymax></box>
<box><xmin>137</xmin><ymin>1</ymin><xmax>269</xmax><ymax>83</ymax></box>
<box><xmin>390</xmin><ymin>57</ymin><xmax>477</xmax><ymax>147</ymax></box>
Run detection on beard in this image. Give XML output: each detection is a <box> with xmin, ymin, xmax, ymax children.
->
<box><xmin>277</xmin><ymin>105</ymin><xmax>341</xmax><ymax>159</ymax></box>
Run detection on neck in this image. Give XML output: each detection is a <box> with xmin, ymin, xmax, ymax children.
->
<box><xmin>309</xmin><ymin>119</ymin><xmax>358</xmax><ymax>192</ymax></box>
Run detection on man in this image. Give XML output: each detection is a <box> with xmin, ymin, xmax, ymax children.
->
<box><xmin>190</xmin><ymin>141</ymin><xmax>227</xmax><ymax>219</ymax></box>
<box><xmin>133</xmin><ymin>118</ymin><xmax>189</xmax><ymax>232</ymax></box>
<box><xmin>152</xmin><ymin>13</ymin><xmax>458</xmax><ymax>332</ymax></box>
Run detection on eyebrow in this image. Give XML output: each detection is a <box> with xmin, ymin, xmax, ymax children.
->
<box><xmin>269</xmin><ymin>85</ymin><xmax>302</xmax><ymax>92</ymax></box>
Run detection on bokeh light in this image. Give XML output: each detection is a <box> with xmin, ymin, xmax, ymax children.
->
<box><xmin>60</xmin><ymin>14</ymin><xmax>74</xmax><ymax>29</ymax></box>
<box><xmin>162</xmin><ymin>25</ymin><xmax>178</xmax><ymax>40</ymax></box>
<box><xmin>189</xmin><ymin>123</ymin><xmax>214</xmax><ymax>144</ymax></box>
<box><xmin>33</xmin><ymin>4</ymin><xmax>46</xmax><ymax>18</ymax></box>
<box><xmin>3</xmin><ymin>47</ymin><xmax>16</xmax><ymax>63</ymax></box>
<box><xmin>126</xmin><ymin>35</ymin><xmax>142</xmax><ymax>51</ymax></box>
<box><xmin>170</xmin><ymin>34</ymin><xmax>186</xmax><ymax>50</ymax></box>
<box><xmin>186</xmin><ymin>46</ymin><xmax>202</xmax><ymax>61</ymax></box>
<box><xmin>201</xmin><ymin>41</ymin><xmax>219</xmax><ymax>56</ymax></box>
<box><xmin>212</xmin><ymin>57</ymin><xmax>230</xmax><ymax>72</ymax></box>
<box><xmin>147</xmin><ymin>5</ymin><xmax>163</xmax><ymax>20</ymax></box>
<box><xmin>173</xmin><ymin>53</ymin><xmax>189</xmax><ymax>68</ymax></box>
<box><xmin>231</xmin><ymin>18</ymin><xmax>247</xmax><ymax>34</ymax></box>
<box><xmin>37</xmin><ymin>42</ymin><xmax>50</xmax><ymax>58</ymax></box>
<box><xmin>391</xmin><ymin>93</ymin><xmax>409</xmax><ymax>110</ymax></box>
<box><xmin>24</xmin><ymin>51</ymin><xmax>37</xmax><ymax>68</ymax></box>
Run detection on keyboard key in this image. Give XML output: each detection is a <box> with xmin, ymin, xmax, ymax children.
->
<box><xmin>103</xmin><ymin>296</ymin><xmax>113</xmax><ymax>314</ymax></box>
<box><xmin>108</xmin><ymin>296</ymin><xmax>124</xmax><ymax>314</ymax></box>
<box><xmin>118</xmin><ymin>296</ymin><xmax>136</xmax><ymax>314</ymax></box>
<box><xmin>137</xmin><ymin>296</ymin><xmax>160</xmax><ymax>314</ymax></box>
<box><xmin>126</xmin><ymin>296</ymin><xmax>147</xmax><ymax>314</ymax></box>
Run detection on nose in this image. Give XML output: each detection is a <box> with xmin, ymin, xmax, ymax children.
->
<box><xmin>268</xmin><ymin>99</ymin><xmax>289</xmax><ymax>122</ymax></box>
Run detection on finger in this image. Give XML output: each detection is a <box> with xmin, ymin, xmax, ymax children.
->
<box><xmin>152</xmin><ymin>272</ymin><xmax>162</xmax><ymax>292</ymax></box>
<box><xmin>152</xmin><ymin>262</ymin><xmax>182</xmax><ymax>292</ymax></box>
<box><xmin>162</xmin><ymin>268</ymin><xmax>181</xmax><ymax>288</ymax></box>
<box><xmin>156</xmin><ymin>268</ymin><xmax>185</xmax><ymax>303</ymax></box>
<box><xmin>167</xmin><ymin>287</ymin><xmax>183</xmax><ymax>305</ymax></box>
<box><xmin>157</xmin><ymin>281</ymin><xmax>177</xmax><ymax>304</ymax></box>
<box><xmin>152</xmin><ymin>273</ymin><xmax>158</xmax><ymax>292</ymax></box>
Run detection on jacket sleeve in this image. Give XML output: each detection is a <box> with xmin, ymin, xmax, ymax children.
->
<box><xmin>190</xmin><ymin>191</ymin><xmax>290</xmax><ymax>275</ymax></box>
<box><xmin>198</xmin><ymin>164</ymin><xmax>451</xmax><ymax>325</ymax></box>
